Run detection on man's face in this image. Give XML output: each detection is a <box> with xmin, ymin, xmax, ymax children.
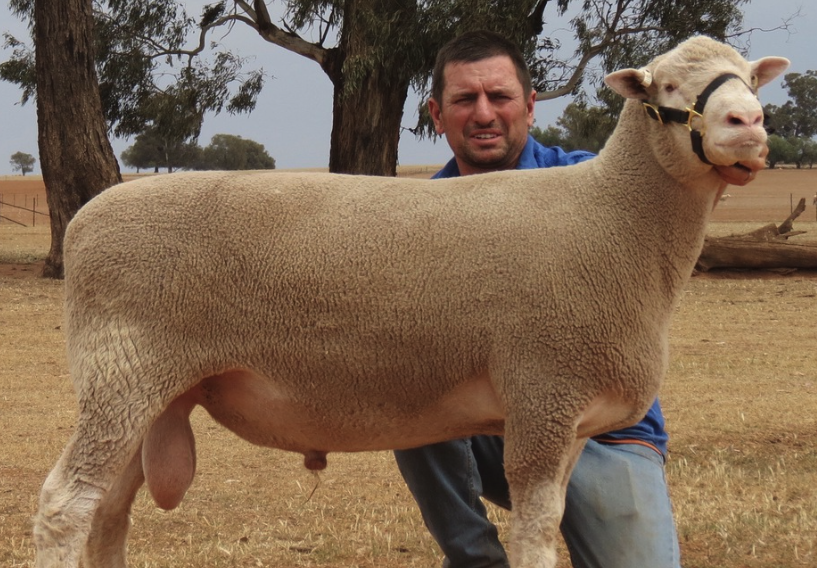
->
<box><xmin>429</xmin><ymin>55</ymin><xmax>536</xmax><ymax>176</ymax></box>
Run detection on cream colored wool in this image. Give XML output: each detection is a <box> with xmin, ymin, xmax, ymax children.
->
<box><xmin>33</xmin><ymin>36</ymin><xmax>789</xmax><ymax>568</ymax></box>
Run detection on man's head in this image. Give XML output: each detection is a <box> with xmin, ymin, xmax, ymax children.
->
<box><xmin>430</xmin><ymin>30</ymin><xmax>536</xmax><ymax>175</ymax></box>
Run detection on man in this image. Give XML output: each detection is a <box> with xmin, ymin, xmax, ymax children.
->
<box><xmin>393</xmin><ymin>30</ymin><xmax>682</xmax><ymax>568</ymax></box>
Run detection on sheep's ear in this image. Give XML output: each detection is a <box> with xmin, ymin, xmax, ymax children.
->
<box><xmin>604</xmin><ymin>68</ymin><xmax>652</xmax><ymax>99</ymax></box>
<box><xmin>749</xmin><ymin>56</ymin><xmax>790</xmax><ymax>90</ymax></box>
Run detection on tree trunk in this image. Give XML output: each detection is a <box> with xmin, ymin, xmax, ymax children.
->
<box><xmin>35</xmin><ymin>0</ymin><xmax>122</xmax><ymax>279</ymax></box>
<box><xmin>328</xmin><ymin>68</ymin><xmax>410</xmax><ymax>176</ymax></box>
<box><xmin>697</xmin><ymin>198</ymin><xmax>817</xmax><ymax>271</ymax></box>
<box><xmin>324</xmin><ymin>0</ymin><xmax>415</xmax><ymax>176</ymax></box>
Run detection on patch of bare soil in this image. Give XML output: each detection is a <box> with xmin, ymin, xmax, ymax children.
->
<box><xmin>0</xmin><ymin>260</ymin><xmax>45</xmax><ymax>278</ymax></box>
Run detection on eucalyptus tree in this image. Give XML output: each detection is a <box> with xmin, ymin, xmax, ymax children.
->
<box><xmin>197</xmin><ymin>133</ymin><xmax>277</xmax><ymax>170</ymax></box>
<box><xmin>9</xmin><ymin>150</ymin><xmax>36</xmax><ymax>175</ymax></box>
<box><xmin>6</xmin><ymin>0</ymin><xmax>122</xmax><ymax>278</ymax></box>
<box><xmin>763</xmin><ymin>70</ymin><xmax>817</xmax><ymax>167</ymax></box>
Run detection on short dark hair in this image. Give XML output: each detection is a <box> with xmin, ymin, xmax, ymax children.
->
<box><xmin>431</xmin><ymin>30</ymin><xmax>532</xmax><ymax>104</ymax></box>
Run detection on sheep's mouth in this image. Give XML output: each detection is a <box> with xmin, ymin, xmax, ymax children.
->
<box><xmin>713</xmin><ymin>160</ymin><xmax>763</xmax><ymax>186</ymax></box>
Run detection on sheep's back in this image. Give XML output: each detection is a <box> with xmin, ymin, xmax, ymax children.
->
<box><xmin>63</xmin><ymin>167</ymin><xmax>676</xmax><ymax>407</ymax></box>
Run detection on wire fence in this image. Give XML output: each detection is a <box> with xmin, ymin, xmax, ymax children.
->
<box><xmin>0</xmin><ymin>193</ymin><xmax>50</xmax><ymax>227</ymax></box>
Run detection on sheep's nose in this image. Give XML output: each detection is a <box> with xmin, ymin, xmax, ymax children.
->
<box><xmin>726</xmin><ymin>107</ymin><xmax>764</xmax><ymax>128</ymax></box>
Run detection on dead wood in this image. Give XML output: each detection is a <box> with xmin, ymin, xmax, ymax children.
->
<box><xmin>697</xmin><ymin>198</ymin><xmax>817</xmax><ymax>271</ymax></box>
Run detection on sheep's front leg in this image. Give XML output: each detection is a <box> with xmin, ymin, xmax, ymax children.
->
<box><xmin>81</xmin><ymin>448</ymin><xmax>146</xmax><ymax>568</ymax></box>
<box><xmin>504</xmin><ymin>422</ymin><xmax>587</xmax><ymax>568</ymax></box>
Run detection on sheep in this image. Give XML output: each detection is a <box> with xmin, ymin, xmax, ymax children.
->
<box><xmin>33</xmin><ymin>36</ymin><xmax>788</xmax><ymax>568</ymax></box>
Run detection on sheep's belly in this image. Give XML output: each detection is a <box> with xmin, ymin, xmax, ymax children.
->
<box><xmin>189</xmin><ymin>369</ymin><xmax>506</xmax><ymax>454</ymax></box>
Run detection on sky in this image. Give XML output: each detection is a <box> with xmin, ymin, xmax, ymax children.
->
<box><xmin>0</xmin><ymin>1</ymin><xmax>812</xmax><ymax>175</ymax></box>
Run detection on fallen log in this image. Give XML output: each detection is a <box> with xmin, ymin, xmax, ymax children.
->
<box><xmin>697</xmin><ymin>198</ymin><xmax>817</xmax><ymax>271</ymax></box>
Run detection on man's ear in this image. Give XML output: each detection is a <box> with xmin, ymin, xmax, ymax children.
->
<box><xmin>526</xmin><ymin>90</ymin><xmax>536</xmax><ymax>128</ymax></box>
<box><xmin>428</xmin><ymin>98</ymin><xmax>445</xmax><ymax>134</ymax></box>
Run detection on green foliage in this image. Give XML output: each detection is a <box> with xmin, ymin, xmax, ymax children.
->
<box><xmin>120</xmin><ymin>128</ymin><xmax>200</xmax><ymax>173</ymax></box>
<box><xmin>530</xmin><ymin>125</ymin><xmax>564</xmax><ymax>148</ymax></box>
<box><xmin>532</xmin><ymin>101</ymin><xmax>616</xmax><ymax>153</ymax></box>
<box><xmin>2</xmin><ymin>0</ymin><xmax>264</xmax><ymax>148</ymax></box>
<box><xmin>762</xmin><ymin>70</ymin><xmax>817</xmax><ymax>168</ymax></box>
<box><xmin>0</xmin><ymin>33</ymin><xmax>35</xmax><ymax>104</ymax></box>
<box><xmin>196</xmin><ymin>134</ymin><xmax>276</xmax><ymax>171</ymax></box>
<box><xmin>120</xmin><ymin>132</ymin><xmax>276</xmax><ymax>172</ymax></box>
<box><xmin>799</xmin><ymin>138</ymin><xmax>817</xmax><ymax>168</ymax></box>
<box><xmin>780</xmin><ymin>71</ymin><xmax>817</xmax><ymax>138</ymax></box>
<box><xmin>9</xmin><ymin>151</ymin><xmax>36</xmax><ymax>175</ymax></box>
<box><xmin>556</xmin><ymin>102</ymin><xmax>616</xmax><ymax>153</ymax></box>
<box><xmin>766</xmin><ymin>134</ymin><xmax>799</xmax><ymax>169</ymax></box>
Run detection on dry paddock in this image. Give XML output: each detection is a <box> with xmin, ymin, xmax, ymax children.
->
<box><xmin>1</xmin><ymin>169</ymin><xmax>816</xmax><ymax>567</ymax></box>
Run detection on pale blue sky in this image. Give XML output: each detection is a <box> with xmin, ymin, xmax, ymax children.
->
<box><xmin>0</xmin><ymin>1</ymin><xmax>811</xmax><ymax>174</ymax></box>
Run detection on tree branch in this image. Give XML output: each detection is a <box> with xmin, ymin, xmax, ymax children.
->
<box><xmin>536</xmin><ymin>42</ymin><xmax>605</xmax><ymax>101</ymax></box>
<box><xmin>527</xmin><ymin>0</ymin><xmax>551</xmax><ymax>36</ymax></box>
<box><xmin>233</xmin><ymin>0</ymin><xmax>328</xmax><ymax>66</ymax></box>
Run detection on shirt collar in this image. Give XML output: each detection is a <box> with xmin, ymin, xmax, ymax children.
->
<box><xmin>432</xmin><ymin>135</ymin><xmax>537</xmax><ymax>179</ymax></box>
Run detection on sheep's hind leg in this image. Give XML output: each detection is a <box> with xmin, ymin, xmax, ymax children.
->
<box><xmin>81</xmin><ymin>448</ymin><xmax>146</xmax><ymax>568</ymax></box>
<box><xmin>33</xmin><ymin>435</ymin><xmax>102</xmax><ymax>568</ymax></box>
<box><xmin>34</xmin><ymin>392</ymin><xmax>158</xmax><ymax>567</ymax></box>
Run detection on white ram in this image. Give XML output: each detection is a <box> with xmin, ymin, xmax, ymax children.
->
<box><xmin>33</xmin><ymin>36</ymin><xmax>788</xmax><ymax>568</ymax></box>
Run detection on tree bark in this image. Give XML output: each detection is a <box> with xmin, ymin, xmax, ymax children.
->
<box><xmin>35</xmin><ymin>0</ymin><xmax>122</xmax><ymax>279</ymax></box>
<box><xmin>327</xmin><ymin>65</ymin><xmax>410</xmax><ymax>176</ymax></box>
<box><xmin>697</xmin><ymin>198</ymin><xmax>817</xmax><ymax>271</ymax></box>
<box><xmin>323</xmin><ymin>0</ymin><xmax>415</xmax><ymax>176</ymax></box>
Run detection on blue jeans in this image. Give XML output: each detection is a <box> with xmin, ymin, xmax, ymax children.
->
<box><xmin>394</xmin><ymin>437</ymin><xmax>681</xmax><ymax>568</ymax></box>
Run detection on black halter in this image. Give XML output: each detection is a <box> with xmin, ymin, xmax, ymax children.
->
<box><xmin>641</xmin><ymin>73</ymin><xmax>755</xmax><ymax>165</ymax></box>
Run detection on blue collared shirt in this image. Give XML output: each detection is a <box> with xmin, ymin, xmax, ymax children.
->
<box><xmin>432</xmin><ymin>135</ymin><xmax>596</xmax><ymax>179</ymax></box>
<box><xmin>431</xmin><ymin>135</ymin><xmax>669</xmax><ymax>458</ymax></box>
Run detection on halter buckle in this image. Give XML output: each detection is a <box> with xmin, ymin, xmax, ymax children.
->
<box><xmin>685</xmin><ymin>107</ymin><xmax>705</xmax><ymax>135</ymax></box>
<box><xmin>642</xmin><ymin>102</ymin><xmax>664</xmax><ymax>125</ymax></box>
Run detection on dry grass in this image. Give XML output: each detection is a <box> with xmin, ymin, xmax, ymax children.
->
<box><xmin>0</xmin><ymin>226</ymin><xmax>50</xmax><ymax>264</ymax></box>
<box><xmin>2</xmin><ymin>213</ymin><xmax>816</xmax><ymax>566</ymax></box>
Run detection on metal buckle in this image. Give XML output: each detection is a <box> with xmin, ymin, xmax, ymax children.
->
<box><xmin>642</xmin><ymin>102</ymin><xmax>663</xmax><ymax>124</ymax></box>
<box><xmin>685</xmin><ymin>107</ymin><xmax>705</xmax><ymax>135</ymax></box>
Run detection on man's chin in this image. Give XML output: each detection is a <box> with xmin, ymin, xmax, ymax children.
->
<box><xmin>462</xmin><ymin>150</ymin><xmax>514</xmax><ymax>173</ymax></box>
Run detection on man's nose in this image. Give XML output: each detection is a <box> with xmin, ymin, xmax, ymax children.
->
<box><xmin>472</xmin><ymin>94</ymin><xmax>496</xmax><ymax>124</ymax></box>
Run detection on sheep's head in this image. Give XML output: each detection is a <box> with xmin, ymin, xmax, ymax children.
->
<box><xmin>605</xmin><ymin>36</ymin><xmax>789</xmax><ymax>187</ymax></box>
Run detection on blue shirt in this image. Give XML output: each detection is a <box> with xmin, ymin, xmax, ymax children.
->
<box><xmin>432</xmin><ymin>135</ymin><xmax>669</xmax><ymax>458</ymax></box>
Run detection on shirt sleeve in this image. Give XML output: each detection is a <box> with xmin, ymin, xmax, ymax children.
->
<box><xmin>531</xmin><ymin>142</ymin><xmax>596</xmax><ymax>168</ymax></box>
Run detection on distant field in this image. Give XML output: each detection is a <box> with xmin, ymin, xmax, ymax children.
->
<box><xmin>1</xmin><ymin>168</ymin><xmax>816</xmax><ymax>567</ymax></box>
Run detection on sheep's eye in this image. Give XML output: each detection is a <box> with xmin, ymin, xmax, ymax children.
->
<box><xmin>664</xmin><ymin>84</ymin><xmax>676</xmax><ymax>93</ymax></box>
